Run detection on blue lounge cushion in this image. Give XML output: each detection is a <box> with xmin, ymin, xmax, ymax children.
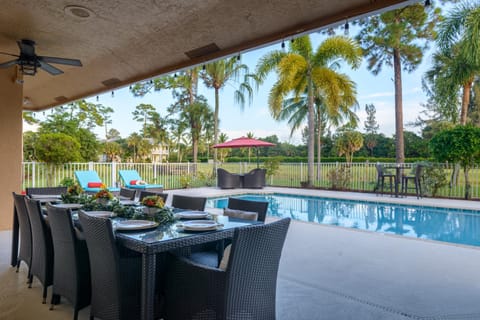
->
<box><xmin>118</xmin><ymin>170</ymin><xmax>163</xmax><ymax>189</ymax></box>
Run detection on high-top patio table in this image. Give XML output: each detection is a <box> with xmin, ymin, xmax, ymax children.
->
<box><xmin>115</xmin><ymin>217</ymin><xmax>258</xmax><ymax>320</ymax></box>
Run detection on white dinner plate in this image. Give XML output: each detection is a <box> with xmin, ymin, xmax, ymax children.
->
<box><xmin>175</xmin><ymin>211</ymin><xmax>209</xmax><ymax>220</ymax></box>
<box><xmin>53</xmin><ymin>203</ymin><xmax>83</xmax><ymax>209</ymax></box>
<box><xmin>85</xmin><ymin>211</ymin><xmax>115</xmax><ymax>218</ymax></box>
<box><xmin>119</xmin><ymin>200</ymin><xmax>138</xmax><ymax>206</ymax></box>
<box><xmin>177</xmin><ymin>220</ymin><xmax>222</xmax><ymax>231</ymax></box>
<box><xmin>115</xmin><ymin>220</ymin><xmax>159</xmax><ymax>231</ymax></box>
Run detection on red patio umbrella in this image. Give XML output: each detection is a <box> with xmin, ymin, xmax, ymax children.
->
<box><xmin>213</xmin><ymin>136</ymin><xmax>276</xmax><ymax>167</ymax></box>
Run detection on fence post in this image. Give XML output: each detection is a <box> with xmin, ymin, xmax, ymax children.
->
<box><xmin>32</xmin><ymin>162</ymin><xmax>36</xmax><ymax>188</ymax></box>
<box><xmin>88</xmin><ymin>162</ymin><xmax>94</xmax><ymax>171</ymax></box>
<box><xmin>111</xmin><ymin>162</ymin><xmax>117</xmax><ymax>187</ymax></box>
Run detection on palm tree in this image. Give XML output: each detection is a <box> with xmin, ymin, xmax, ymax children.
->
<box><xmin>246</xmin><ymin>131</ymin><xmax>255</xmax><ymax>162</ymax></box>
<box><xmin>200</xmin><ymin>57</ymin><xmax>254</xmax><ymax>168</ymax></box>
<box><xmin>256</xmin><ymin>35</ymin><xmax>361</xmax><ymax>186</ymax></box>
<box><xmin>356</xmin><ymin>3</ymin><xmax>439</xmax><ymax>163</ymax></box>
<box><xmin>126</xmin><ymin>133</ymin><xmax>142</xmax><ymax>162</ymax></box>
<box><xmin>279</xmin><ymin>89</ymin><xmax>359</xmax><ymax>179</ymax></box>
<box><xmin>433</xmin><ymin>2</ymin><xmax>480</xmax><ymax>125</ymax></box>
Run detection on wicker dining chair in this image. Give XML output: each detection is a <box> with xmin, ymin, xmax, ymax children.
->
<box><xmin>165</xmin><ymin>218</ymin><xmax>291</xmax><ymax>320</ymax></box>
<box><xmin>24</xmin><ymin>197</ymin><xmax>54</xmax><ymax>304</ymax></box>
<box><xmin>190</xmin><ymin>197</ymin><xmax>269</xmax><ymax>267</ymax></box>
<box><xmin>226</xmin><ymin>197</ymin><xmax>269</xmax><ymax>222</ymax></box>
<box><xmin>138</xmin><ymin>190</ymin><xmax>168</xmax><ymax>203</ymax></box>
<box><xmin>78</xmin><ymin>211</ymin><xmax>142</xmax><ymax>320</ymax></box>
<box><xmin>171</xmin><ymin>194</ymin><xmax>206</xmax><ymax>211</ymax></box>
<box><xmin>12</xmin><ymin>192</ymin><xmax>33</xmax><ymax>283</ymax></box>
<box><xmin>26</xmin><ymin>186</ymin><xmax>67</xmax><ymax>196</ymax></box>
<box><xmin>119</xmin><ymin>187</ymin><xmax>136</xmax><ymax>200</ymax></box>
<box><xmin>46</xmin><ymin>204</ymin><xmax>91</xmax><ymax>320</ymax></box>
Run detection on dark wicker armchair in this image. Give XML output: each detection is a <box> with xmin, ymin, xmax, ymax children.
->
<box><xmin>243</xmin><ymin>168</ymin><xmax>266</xmax><ymax>189</ymax></box>
<box><xmin>24</xmin><ymin>197</ymin><xmax>54</xmax><ymax>304</ymax></box>
<box><xmin>165</xmin><ymin>218</ymin><xmax>291</xmax><ymax>320</ymax></box>
<box><xmin>78</xmin><ymin>211</ymin><xmax>142</xmax><ymax>320</ymax></box>
<box><xmin>171</xmin><ymin>194</ymin><xmax>206</xmax><ymax>211</ymax></box>
<box><xmin>46</xmin><ymin>204</ymin><xmax>91</xmax><ymax>320</ymax></box>
<box><xmin>217</xmin><ymin>168</ymin><xmax>243</xmax><ymax>189</ymax></box>
<box><xmin>12</xmin><ymin>193</ymin><xmax>33</xmax><ymax>283</ymax></box>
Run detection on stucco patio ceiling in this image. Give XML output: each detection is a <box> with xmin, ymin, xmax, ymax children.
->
<box><xmin>0</xmin><ymin>0</ymin><xmax>415</xmax><ymax>111</ymax></box>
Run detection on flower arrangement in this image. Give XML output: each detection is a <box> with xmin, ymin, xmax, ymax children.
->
<box><xmin>94</xmin><ymin>188</ymin><xmax>114</xmax><ymax>200</ymax></box>
<box><xmin>141</xmin><ymin>195</ymin><xmax>165</xmax><ymax>208</ymax></box>
<box><xmin>61</xmin><ymin>183</ymin><xmax>84</xmax><ymax>203</ymax></box>
<box><xmin>67</xmin><ymin>183</ymin><xmax>82</xmax><ymax>196</ymax></box>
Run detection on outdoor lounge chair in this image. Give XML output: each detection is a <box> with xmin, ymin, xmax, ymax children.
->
<box><xmin>243</xmin><ymin>168</ymin><xmax>266</xmax><ymax>188</ymax></box>
<box><xmin>217</xmin><ymin>168</ymin><xmax>243</xmax><ymax>189</ymax></box>
<box><xmin>118</xmin><ymin>170</ymin><xmax>163</xmax><ymax>192</ymax></box>
<box><xmin>74</xmin><ymin>170</ymin><xmax>119</xmax><ymax>193</ymax></box>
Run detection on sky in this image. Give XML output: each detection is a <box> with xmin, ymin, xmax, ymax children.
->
<box><xmin>25</xmin><ymin>17</ymin><xmax>437</xmax><ymax>146</ymax></box>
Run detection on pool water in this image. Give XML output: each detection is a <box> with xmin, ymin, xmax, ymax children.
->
<box><xmin>207</xmin><ymin>193</ymin><xmax>480</xmax><ymax>247</ymax></box>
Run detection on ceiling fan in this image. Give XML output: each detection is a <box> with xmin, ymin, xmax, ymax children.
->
<box><xmin>0</xmin><ymin>39</ymin><xmax>82</xmax><ymax>76</ymax></box>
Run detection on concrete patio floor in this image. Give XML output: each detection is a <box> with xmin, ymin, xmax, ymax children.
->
<box><xmin>1</xmin><ymin>187</ymin><xmax>480</xmax><ymax>319</ymax></box>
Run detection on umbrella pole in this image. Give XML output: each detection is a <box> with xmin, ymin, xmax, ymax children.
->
<box><xmin>256</xmin><ymin>147</ymin><xmax>259</xmax><ymax>168</ymax></box>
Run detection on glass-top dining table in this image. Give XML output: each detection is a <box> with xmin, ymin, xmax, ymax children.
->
<box><xmin>115</xmin><ymin>216</ymin><xmax>256</xmax><ymax>320</ymax></box>
<box><xmin>10</xmin><ymin>194</ymin><xmax>258</xmax><ymax>320</ymax></box>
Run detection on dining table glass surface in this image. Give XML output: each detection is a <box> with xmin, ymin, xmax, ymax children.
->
<box><xmin>114</xmin><ymin>218</ymin><xmax>251</xmax><ymax>244</ymax></box>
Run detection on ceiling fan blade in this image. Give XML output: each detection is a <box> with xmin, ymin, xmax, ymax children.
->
<box><xmin>39</xmin><ymin>61</ymin><xmax>63</xmax><ymax>75</ymax></box>
<box><xmin>0</xmin><ymin>59</ymin><xmax>19</xmax><ymax>68</ymax></box>
<box><xmin>40</xmin><ymin>56</ymin><xmax>82</xmax><ymax>67</ymax></box>
<box><xmin>0</xmin><ymin>52</ymin><xmax>19</xmax><ymax>58</ymax></box>
<box><xmin>17</xmin><ymin>39</ymin><xmax>35</xmax><ymax>56</ymax></box>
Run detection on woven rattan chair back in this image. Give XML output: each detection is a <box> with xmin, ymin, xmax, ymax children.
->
<box><xmin>78</xmin><ymin>211</ymin><xmax>141</xmax><ymax>320</ymax></box>
<box><xmin>119</xmin><ymin>187</ymin><xmax>136</xmax><ymax>200</ymax></box>
<box><xmin>47</xmin><ymin>204</ymin><xmax>91</xmax><ymax>320</ymax></box>
<box><xmin>12</xmin><ymin>193</ymin><xmax>32</xmax><ymax>279</ymax></box>
<box><xmin>171</xmin><ymin>194</ymin><xmax>206</xmax><ymax>211</ymax></box>
<box><xmin>24</xmin><ymin>197</ymin><xmax>54</xmax><ymax>303</ymax></box>
<box><xmin>26</xmin><ymin>187</ymin><xmax>67</xmax><ymax>196</ymax></box>
<box><xmin>224</xmin><ymin>218</ymin><xmax>290</xmax><ymax>318</ymax></box>
<box><xmin>227</xmin><ymin>197</ymin><xmax>269</xmax><ymax>222</ymax></box>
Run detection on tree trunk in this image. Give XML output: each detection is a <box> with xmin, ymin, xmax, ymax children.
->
<box><xmin>192</xmin><ymin>138</ymin><xmax>198</xmax><ymax>163</ymax></box>
<box><xmin>464</xmin><ymin>167</ymin><xmax>471</xmax><ymax>199</ymax></box>
<box><xmin>460</xmin><ymin>81</ymin><xmax>472</xmax><ymax>125</ymax></box>
<box><xmin>316</xmin><ymin>109</ymin><xmax>322</xmax><ymax>181</ymax></box>
<box><xmin>393</xmin><ymin>48</ymin><xmax>405</xmax><ymax>164</ymax></box>
<box><xmin>213</xmin><ymin>87</ymin><xmax>220</xmax><ymax>175</ymax></box>
<box><xmin>307</xmin><ymin>77</ymin><xmax>315</xmax><ymax>187</ymax></box>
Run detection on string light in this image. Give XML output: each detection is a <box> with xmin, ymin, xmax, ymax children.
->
<box><xmin>290</xmin><ymin>38</ymin><xmax>295</xmax><ymax>43</ymax></box>
<box><xmin>202</xmin><ymin>64</ymin><xmax>206</xmax><ymax>70</ymax></box>
<box><xmin>344</xmin><ymin>20</ymin><xmax>349</xmax><ymax>36</ymax></box>
<box><xmin>424</xmin><ymin>0</ymin><xmax>431</xmax><ymax>6</ymax></box>
<box><xmin>111</xmin><ymin>91</ymin><xmax>114</xmax><ymax>97</ymax></box>
<box><xmin>129</xmin><ymin>85</ymin><xmax>132</xmax><ymax>90</ymax></box>
<box><xmin>174</xmin><ymin>73</ymin><xmax>177</xmax><ymax>77</ymax></box>
<box><xmin>96</xmin><ymin>96</ymin><xmax>99</xmax><ymax>101</ymax></box>
<box><xmin>281</xmin><ymin>41</ymin><xmax>285</xmax><ymax>49</ymax></box>
<box><xmin>237</xmin><ymin>54</ymin><xmax>241</xmax><ymax>61</ymax></box>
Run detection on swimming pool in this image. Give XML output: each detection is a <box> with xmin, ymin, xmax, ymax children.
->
<box><xmin>207</xmin><ymin>193</ymin><xmax>480</xmax><ymax>247</ymax></box>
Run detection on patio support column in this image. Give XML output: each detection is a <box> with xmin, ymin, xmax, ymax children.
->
<box><xmin>0</xmin><ymin>66</ymin><xmax>23</xmax><ymax>230</ymax></box>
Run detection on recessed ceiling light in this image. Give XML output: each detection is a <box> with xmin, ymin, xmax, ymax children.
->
<box><xmin>64</xmin><ymin>5</ymin><xmax>94</xmax><ymax>19</ymax></box>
